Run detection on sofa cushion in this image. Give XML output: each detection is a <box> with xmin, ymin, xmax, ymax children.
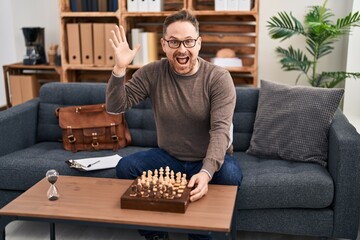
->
<box><xmin>246</xmin><ymin>80</ymin><xmax>344</xmax><ymax>166</ymax></box>
<box><xmin>0</xmin><ymin>142</ymin><xmax>151</xmax><ymax>191</ymax></box>
<box><xmin>232</xmin><ymin>87</ymin><xmax>258</xmax><ymax>152</ymax></box>
<box><xmin>236</xmin><ymin>152</ymin><xmax>334</xmax><ymax>209</ymax></box>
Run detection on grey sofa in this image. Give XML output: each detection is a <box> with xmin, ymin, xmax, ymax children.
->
<box><xmin>0</xmin><ymin>82</ymin><xmax>359</xmax><ymax>239</ymax></box>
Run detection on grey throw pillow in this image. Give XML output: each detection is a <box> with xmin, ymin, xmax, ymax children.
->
<box><xmin>246</xmin><ymin>80</ymin><xmax>344</xmax><ymax>166</ymax></box>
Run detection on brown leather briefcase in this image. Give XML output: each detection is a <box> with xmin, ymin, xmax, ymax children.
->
<box><xmin>56</xmin><ymin>104</ymin><xmax>131</xmax><ymax>153</ymax></box>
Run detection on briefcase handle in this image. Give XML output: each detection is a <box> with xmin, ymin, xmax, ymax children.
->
<box><xmin>75</xmin><ymin>104</ymin><xmax>105</xmax><ymax>113</ymax></box>
<box><xmin>55</xmin><ymin>104</ymin><xmax>106</xmax><ymax>117</ymax></box>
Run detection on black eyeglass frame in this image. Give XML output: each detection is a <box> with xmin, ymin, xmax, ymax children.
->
<box><xmin>163</xmin><ymin>37</ymin><xmax>200</xmax><ymax>49</ymax></box>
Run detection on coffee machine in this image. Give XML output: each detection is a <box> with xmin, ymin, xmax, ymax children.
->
<box><xmin>22</xmin><ymin>27</ymin><xmax>46</xmax><ymax>65</ymax></box>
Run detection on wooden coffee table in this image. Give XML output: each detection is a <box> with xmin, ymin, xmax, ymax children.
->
<box><xmin>0</xmin><ymin>176</ymin><xmax>238</xmax><ymax>240</ymax></box>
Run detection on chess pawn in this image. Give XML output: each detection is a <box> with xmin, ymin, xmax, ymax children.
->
<box><xmin>179</xmin><ymin>177</ymin><xmax>186</xmax><ymax>191</ymax></box>
<box><xmin>155</xmin><ymin>188</ymin><xmax>162</xmax><ymax>198</ymax></box>
<box><xmin>170</xmin><ymin>170</ymin><xmax>175</xmax><ymax>184</ymax></box>
<box><xmin>130</xmin><ymin>184</ymin><xmax>138</xmax><ymax>197</ymax></box>
<box><xmin>177</xmin><ymin>188</ymin><xmax>184</xmax><ymax>198</ymax></box>
<box><xmin>149</xmin><ymin>188</ymin><xmax>155</xmax><ymax>198</ymax></box>
<box><xmin>141</xmin><ymin>171</ymin><xmax>147</xmax><ymax>181</ymax></box>
<box><xmin>149</xmin><ymin>179</ymin><xmax>154</xmax><ymax>190</ymax></box>
<box><xmin>181</xmin><ymin>174</ymin><xmax>188</xmax><ymax>185</ymax></box>
<box><xmin>137</xmin><ymin>179</ymin><xmax>143</xmax><ymax>195</ymax></box>
<box><xmin>142</xmin><ymin>181</ymin><xmax>150</xmax><ymax>198</ymax></box>
<box><xmin>165</xmin><ymin>166</ymin><xmax>170</xmax><ymax>177</ymax></box>
<box><xmin>152</xmin><ymin>177</ymin><xmax>158</xmax><ymax>186</ymax></box>
<box><xmin>159</xmin><ymin>174</ymin><xmax>164</xmax><ymax>184</ymax></box>
<box><xmin>147</xmin><ymin>170</ymin><xmax>153</xmax><ymax>181</ymax></box>
<box><xmin>176</xmin><ymin>172</ymin><xmax>181</xmax><ymax>181</ymax></box>
<box><xmin>162</xmin><ymin>184</ymin><xmax>168</xmax><ymax>199</ymax></box>
<box><xmin>159</xmin><ymin>184</ymin><xmax>163</xmax><ymax>195</ymax></box>
<box><xmin>167</xmin><ymin>184</ymin><xmax>174</xmax><ymax>199</ymax></box>
<box><xmin>154</xmin><ymin>169</ymin><xmax>158</xmax><ymax>179</ymax></box>
<box><xmin>164</xmin><ymin>176</ymin><xmax>169</xmax><ymax>184</ymax></box>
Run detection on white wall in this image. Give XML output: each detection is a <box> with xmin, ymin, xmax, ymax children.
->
<box><xmin>343</xmin><ymin>0</ymin><xmax>360</xmax><ymax>132</ymax></box>
<box><xmin>258</xmin><ymin>0</ymin><xmax>353</xmax><ymax>86</ymax></box>
<box><xmin>0</xmin><ymin>0</ymin><xmax>59</xmax><ymax>108</ymax></box>
<box><xmin>0</xmin><ymin>0</ymin><xmax>16</xmax><ymax>107</ymax></box>
<box><xmin>0</xmin><ymin>0</ymin><xmax>356</xmax><ymax>109</ymax></box>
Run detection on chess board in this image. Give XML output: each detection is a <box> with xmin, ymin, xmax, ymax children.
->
<box><xmin>120</xmin><ymin>167</ymin><xmax>192</xmax><ymax>213</ymax></box>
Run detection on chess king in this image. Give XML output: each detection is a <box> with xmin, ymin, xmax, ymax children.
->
<box><xmin>106</xmin><ymin>9</ymin><xmax>243</xmax><ymax>240</ymax></box>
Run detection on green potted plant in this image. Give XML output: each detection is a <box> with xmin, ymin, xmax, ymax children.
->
<box><xmin>267</xmin><ymin>0</ymin><xmax>360</xmax><ymax>88</ymax></box>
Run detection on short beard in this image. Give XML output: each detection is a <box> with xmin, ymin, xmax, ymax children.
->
<box><xmin>169</xmin><ymin>52</ymin><xmax>197</xmax><ymax>75</ymax></box>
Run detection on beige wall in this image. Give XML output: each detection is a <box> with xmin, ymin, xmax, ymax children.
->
<box><xmin>0</xmin><ymin>0</ymin><xmax>356</xmax><ymax>109</ymax></box>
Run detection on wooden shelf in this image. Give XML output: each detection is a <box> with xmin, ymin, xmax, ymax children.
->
<box><xmin>3</xmin><ymin>63</ymin><xmax>62</xmax><ymax>108</ymax></box>
<box><xmin>61</xmin><ymin>12</ymin><xmax>119</xmax><ymax>18</ymax></box>
<box><xmin>58</xmin><ymin>0</ymin><xmax>259</xmax><ymax>86</ymax></box>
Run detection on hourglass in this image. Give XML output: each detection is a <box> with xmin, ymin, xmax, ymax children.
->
<box><xmin>46</xmin><ymin>169</ymin><xmax>59</xmax><ymax>201</ymax></box>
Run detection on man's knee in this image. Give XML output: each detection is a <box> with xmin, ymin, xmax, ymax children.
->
<box><xmin>116</xmin><ymin>156</ymin><xmax>135</xmax><ymax>179</ymax></box>
<box><xmin>213</xmin><ymin>157</ymin><xmax>242</xmax><ymax>186</ymax></box>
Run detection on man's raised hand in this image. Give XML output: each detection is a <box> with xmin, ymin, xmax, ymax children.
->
<box><xmin>109</xmin><ymin>25</ymin><xmax>141</xmax><ymax>76</ymax></box>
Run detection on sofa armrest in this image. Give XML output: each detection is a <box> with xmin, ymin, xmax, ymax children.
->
<box><xmin>328</xmin><ymin>110</ymin><xmax>360</xmax><ymax>239</ymax></box>
<box><xmin>0</xmin><ymin>99</ymin><xmax>39</xmax><ymax>157</ymax></box>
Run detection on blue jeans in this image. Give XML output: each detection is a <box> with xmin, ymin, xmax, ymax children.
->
<box><xmin>116</xmin><ymin>148</ymin><xmax>243</xmax><ymax>240</ymax></box>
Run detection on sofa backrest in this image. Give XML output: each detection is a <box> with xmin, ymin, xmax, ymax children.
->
<box><xmin>36</xmin><ymin>82</ymin><xmax>157</xmax><ymax>147</ymax></box>
<box><xmin>36</xmin><ymin>82</ymin><xmax>259</xmax><ymax>151</ymax></box>
<box><xmin>232</xmin><ymin>87</ymin><xmax>259</xmax><ymax>151</ymax></box>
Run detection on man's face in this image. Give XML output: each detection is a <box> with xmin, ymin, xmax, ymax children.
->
<box><xmin>161</xmin><ymin>21</ymin><xmax>202</xmax><ymax>75</ymax></box>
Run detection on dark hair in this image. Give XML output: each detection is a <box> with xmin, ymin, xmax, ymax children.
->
<box><xmin>163</xmin><ymin>10</ymin><xmax>199</xmax><ymax>37</ymax></box>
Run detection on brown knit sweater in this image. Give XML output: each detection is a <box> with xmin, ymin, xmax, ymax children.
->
<box><xmin>106</xmin><ymin>57</ymin><xmax>236</xmax><ymax>176</ymax></box>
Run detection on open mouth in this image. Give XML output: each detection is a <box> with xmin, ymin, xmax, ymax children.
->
<box><xmin>176</xmin><ymin>56</ymin><xmax>189</xmax><ymax>65</ymax></box>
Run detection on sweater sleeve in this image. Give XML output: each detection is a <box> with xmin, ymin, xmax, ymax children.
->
<box><xmin>106</xmin><ymin>65</ymin><xmax>153</xmax><ymax>114</ymax></box>
<box><xmin>106</xmin><ymin>74</ymin><xmax>127</xmax><ymax>114</ymax></box>
<box><xmin>202</xmin><ymin>71</ymin><xmax>236</xmax><ymax>177</ymax></box>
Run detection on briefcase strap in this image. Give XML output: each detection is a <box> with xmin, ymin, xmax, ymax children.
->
<box><xmin>110</xmin><ymin>123</ymin><xmax>119</xmax><ymax>151</ymax></box>
<box><xmin>66</xmin><ymin>126</ymin><xmax>77</xmax><ymax>153</ymax></box>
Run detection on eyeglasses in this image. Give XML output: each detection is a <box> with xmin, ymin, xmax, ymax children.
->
<box><xmin>163</xmin><ymin>37</ymin><xmax>199</xmax><ymax>49</ymax></box>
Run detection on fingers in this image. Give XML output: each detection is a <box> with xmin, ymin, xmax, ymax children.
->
<box><xmin>119</xmin><ymin>25</ymin><xmax>127</xmax><ymax>43</ymax></box>
<box><xmin>187</xmin><ymin>175</ymin><xmax>196</xmax><ymax>188</ymax></box>
<box><xmin>189</xmin><ymin>182</ymin><xmax>208</xmax><ymax>202</ymax></box>
<box><xmin>110</xmin><ymin>29</ymin><xmax>119</xmax><ymax>48</ymax></box>
<box><xmin>109</xmin><ymin>38</ymin><xmax>116</xmax><ymax>49</ymax></box>
<box><xmin>110</xmin><ymin>25</ymin><xmax>126</xmax><ymax>46</ymax></box>
<box><xmin>188</xmin><ymin>174</ymin><xmax>209</xmax><ymax>202</ymax></box>
<box><xmin>133</xmin><ymin>43</ymin><xmax>141</xmax><ymax>53</ymax></box>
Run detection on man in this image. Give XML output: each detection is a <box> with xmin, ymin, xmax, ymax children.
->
<box><xmin>106</xmin><ymin>10</ymin><xmax>242</xmax><ymax>240</ymax></box>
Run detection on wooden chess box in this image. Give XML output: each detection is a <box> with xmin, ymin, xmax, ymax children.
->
<box><xmin>121</xmin><ymin>178</ymin><xmax>191</xmax><ymax>213</ymax></box>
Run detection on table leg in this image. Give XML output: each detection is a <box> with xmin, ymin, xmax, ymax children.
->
<box><xmin>231</xmin><ymin>216</ymin><xmax>237</xmax><ymax>240</ymax></box>
<box><xmin>49</xmin><ymin>222</ymin><xmax>55</xmax><ymax>240</ymax></box>
<box><xmin>0</xmin><ymin>216</ymin><xmax>16</xmax><ymax>240</ymax></box>
<box><xmin>2</xmin><ymin>65</ymin><xmax>11</xmax><ymax>108</ymax></box>
<box><xmin>211</xmin><ymin>232</ymin><xmax>230</xmax><ymax>240</ymax></box>
<box><xmin>231</xmin><ymin>188</ymin><xmax>239</xmax><ymax>240</ymax></box>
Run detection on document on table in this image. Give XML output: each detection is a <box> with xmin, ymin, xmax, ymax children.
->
<box><xmin>66</xmin><ymin>154</ymin><xmax>121</xmax><ymax>171</ymax></box>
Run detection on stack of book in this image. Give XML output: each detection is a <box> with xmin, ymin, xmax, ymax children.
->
<box><xmin>127</xmin><ymin>0</ymin><xmax>163</xmax><ymax>12</ymax></box>
<box><xmin>70</xmin><ymin>0</ymin><xmax>118</xmax><ymax>12</ymax></box>
<box><xmin>215</xmin><ymin>0</ymin><xmax>252</xmax><ymax>11</ymax></box>
<box><xmin>131</xmin><ymin>29</ymin><xmax>159</xmax><ymax>65</ymax></box>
